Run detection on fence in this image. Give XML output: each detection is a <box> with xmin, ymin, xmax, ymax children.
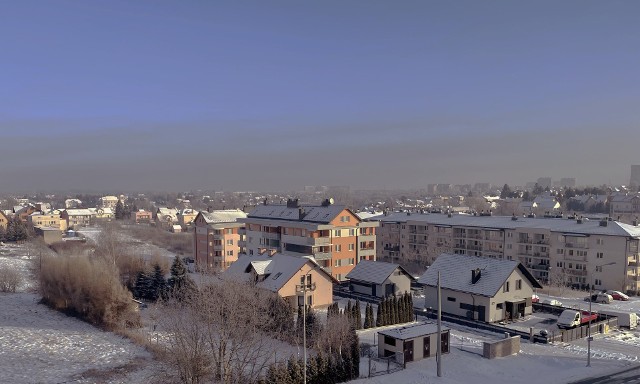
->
<box><xmin>367</xmin><ymin>355</ymin><xmax>404</xmax><ymax>377</ymax></box>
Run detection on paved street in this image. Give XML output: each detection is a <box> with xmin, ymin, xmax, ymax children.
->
<box><xmin>569</xmin><ymin>365</ymin><xmax>640</xmax><ymax>384</ymax></box>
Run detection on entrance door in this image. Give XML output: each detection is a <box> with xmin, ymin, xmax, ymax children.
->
<box><xmin>372</xmin><ymin>285</ymin><xmax>376</xmax><ymax>297</ymax></box>
<box><xmin>423</xmin><ymin>336</ymin><xmax>431</xmax><ymax>358</ymax></box>
<box><xmin>477</xmin><ymin>305</ymin><xmax>486</xmax><ymax>322</ymax></box>
<box><xmin>404</xmin><ymin>340</ymin><xmax>414</xmax><ymax>363</ymax></box>
<box><xmin>441</xmin><ymin>331</ymin><xmax>449</xmax><ymax>353</ymax></box>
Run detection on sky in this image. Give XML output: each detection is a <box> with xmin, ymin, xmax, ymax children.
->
<box><xmin>1</xmin><ymin>1</ymin><xmax>639</xmax><ymax>193</ymax></box>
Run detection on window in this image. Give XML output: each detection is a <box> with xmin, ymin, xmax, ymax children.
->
<box><xmin>516</xmin><ymin>279</ymin><xmax>522</xmax><ymax>290</ymax></box>
<box><xmin>334</xmin><ymin>230</ymin><xmax>341</xmax><ymax>237</ymax></box>
<box><xmin>597</xmin><ymin>252</ymin><xmax>604</xmax><ymax>259</ymax></box>
<box><xmin>557</xmin><ymin>262</ymin><xmax>563</xmax><ymax>267</ymax></box>
<box><xmin>595</xmin><ymin>266</ymin><xmax>602</xmax><ymax>272</ymax></box>
<box><xmin>348</xmin><ymin>244</ymin><xmax>355</xmax><ymax>251</ymax></box>
<box><xmin>595</xmin><ymin>279</ymin><xmax>602</xmax><ymax>286</ymax></box>
<box><xmin>503</xmin><ymin>282</ymin><xmax>510</xmax><ymax>293</ymax></box>
<box><xmin>447</xmin><ymin>297</ymin><xmax>456</xmax><ymax>302</ymax></box>
<box><xmin>506</xmin><ymin>244</ymin><xmax>512</xmax><ymax>250</ymax></box>
<box><xmin>349</xmin><ymin>229</ymin><xmax>356</xmax><ymax>236</ymax></box>
<box><xmin>557</xmin><ymin>249</ymin><xmax>564</xmax><ymax>254</ymax></box>
<box><xmin>496</xmin><ymin>303</ymin><xmax>503</xmax><ymax>309</ymax></box>
<box><xmin>335</xmin><ymin>244</ymin><xmax>342</xmax><ymax>252</ymax></box>
<box><xmin>597</xmin><ymin>238</ymin><xmax>604</xmax><ymax>245</ymax></box>
<box><xmin>226</xmin><ymin>239</ymin><xmax>233</xmax><ymax>245</ymax></box>
<box><xmin>226</xmin><ymin>228</ymin><xmax>233</xmax><ymax>234</ymax></box>
<box><xmin>226</xmin><ymin>250</ymin><xmax>233</xmax><ymax>256</ymax></box>
<box><xmin>384</xmin><ymin>335</ymin><xmax>396</xmax><ymax>346</ymax></box>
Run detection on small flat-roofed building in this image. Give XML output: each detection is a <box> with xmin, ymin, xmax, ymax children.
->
<box><xmin>377</xmin><ymin>322</ymin><xmax>450</xmax><ymax>364</ymax></box>
<box><xmin>345</xmin><ymin>260</ymin><xmax>415</xmax><ymax>298</ymax></box>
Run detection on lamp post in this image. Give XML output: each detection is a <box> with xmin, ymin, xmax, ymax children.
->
<box><xmin>296</xmin><ymin>270</ymin><xmax>317</xmax><ymax>384</ymax></box>
<box><xmin>587</xmin><ymin>261</ymin><xmax>616</xmax><ymax>367</ymax></box>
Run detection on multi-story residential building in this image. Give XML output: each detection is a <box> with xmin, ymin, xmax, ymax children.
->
<box><xmin>373</xmin><ymin>212</ymin><xmax>640</xmax><ymax>294</ymax></box>
<box><xmin>99</xmin><ymin>196</ymin><xmax>120</xmax><ymax>209</ymax></box>
<box><xmin>610</xmin><ymin>193</ymin><xmax>640</xmax><ymax>224</ymax></box>
<box><xmin>28</xmin><ymin>212</ymin><xmax>67</xmax><ymax>231</ymax></box>
<box><xmin>193</xmin><ymin>209</ymin><xmax>247</xmax><ymax>271</ymax></box>
<box><xmin>240</xmin><ymin>199</ymin><xmax>378</xmax><ymax>281</ymax></box>
<box><xmin>60</xmin><ymin>209</ymin><xmax>94</xmax><ymax>229</ymax></box>
<box><xmin>134</xmin><ymin>210</ymin><xmax>152</xmax><ymax>224</ymax></box>
<box><xmin>631</xmin><ymin>165</ymin><xmax>640</xmax><ymax>188</ymax></box>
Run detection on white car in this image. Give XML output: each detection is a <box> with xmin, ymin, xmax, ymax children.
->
<box><xmin>606</xmin><ymin>290</ymin><xmax>630</xmax><ymax>301</ymax></box>
<box><xmin>542</xmin><ymin>299</ymin><xmax>563</xmax><ymax>306</ymax></box>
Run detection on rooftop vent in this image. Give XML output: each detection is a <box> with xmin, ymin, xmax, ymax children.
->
<box><xmin>599</xmin><ymin>219</ymin><xmax>608</xmax><ymax>227</ymax></box>
<box><xmin>287</xmin><ymin>198</ymin><xmax>300</xmax><ymax>208</ymax></box>
<box><xmin>511</xmin><ymin>214</ymin><xmax>517</xmax><ymax>221</ymax></box>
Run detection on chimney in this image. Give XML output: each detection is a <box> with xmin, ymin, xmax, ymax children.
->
<box><xmin>577</xmin><ymin>216</ymin><xmax>583</xmax><ymax>224</ymax></box>
<box><xmin>207</xmin><ymin>206</ymin><xmax>212</xmax><ymax>213</ymax></box>
<box><xmin>298</xmin><ymin>207</ymin><xmax>306</xmax><ymax>220</ymax></box>
<box><xmin>633</xmin><ymin>217</ymin><xmax>638</xmax><ymax>226</ymax></box>
<box><xmin>511</xmin><ymin>214</ymin><xmax>517</xmax><ymax>221</ymax></box>
<box><xmin>471</xmin><ymin>268</ymin><xmax>481</xmax><ymax>284</ymax></box>
<box><xmin>599</xmin><ymin>219</ymin><xmax>608</xmax><ymax>227</ymax></box>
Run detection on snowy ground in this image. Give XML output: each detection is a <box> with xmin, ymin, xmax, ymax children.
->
<box><xmin>0</xmin><ymin>243</ymin><xmax>162</xmax><ymax>384</ymax></box>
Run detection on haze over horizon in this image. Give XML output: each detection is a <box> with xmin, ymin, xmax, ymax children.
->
<box><xmin>2</xmin><ymin>1</ymin><xmax>639</xmax><ymax>193</ymax></box>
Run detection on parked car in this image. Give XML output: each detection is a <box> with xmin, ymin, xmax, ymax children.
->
<box><xmin>532</xmin><ymin>294</ymin><xmax>540</xmax><ymax>303</ymax></box>
<box><xmin>606</xmin><ymin>290</ymin><xmax>630</xmax><ymax>301</ymax></box>
<box><xmin>585</xmin><ymin>293</ymin><xmax>613</xmax><ymax>304</ymax></box>
<box><xmin>557</xmin><ymin>309</ymin><xmax>599</xmax><ymax>329</ymax></box>
<box><xmin>542</xmin><ymin>299</ymin><xmax>562</xmax><ymax>306</ymax></box>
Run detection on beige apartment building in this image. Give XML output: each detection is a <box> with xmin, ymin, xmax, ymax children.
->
<box><xmin>28</xmin><ymin>212</ymin><xmax>67</xmax><ymax>231</ymax></box>
<box><xmin>374</xmin><ymin>212</ymin><xmax>640</xmax><ymax>294</ymax></box>
<box><xmin>193</xmin><ymin>209</ymin><xmax>247</xmax><ymax>271</ymax></box>
<box><xmin>610</xmin><ymin>193</ymin><xmax>640</xmax><ymax>225</ymax></box>
<box><xmin>60</xmin><ymin>209</ymin><xmax>94</xmax><ymax>229</ymax></box>
<box><xmin>240</xmin><ymin>199</ymin><xmax>378</xmax><ymax>281</ymax></box>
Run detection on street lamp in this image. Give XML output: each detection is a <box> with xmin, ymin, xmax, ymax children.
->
<box><xmin>587</xmin><ymin>261</ymin><xmax>616</xmax><ymax>367</ymax></box>
<box><xmin>296</xmin><ymin>269</ymin><xmax>317</xmax><ymax>384</ymax></box>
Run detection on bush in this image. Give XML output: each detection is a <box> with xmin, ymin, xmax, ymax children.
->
<box><xmin>0</xmin><ymin>265</ymin><xmax>22</xmax><ymax>292</ymax></box>
<box><xmin>37</xmin><ymin>254</ymin><xmax>140</xmax><ymax>329</ymax></box>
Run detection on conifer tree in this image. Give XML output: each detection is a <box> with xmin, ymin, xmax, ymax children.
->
<box><xmin>167</xmin><ymin>256</ymin><xmax>196</xmax><ymax>300</ymax></box>
<box><xmin>353</xmin><ymin>299</ymin><xmax>362</xmax><ymax>330</ymax></box>
<box><xmin>363</xmin><ymin>303</ymin><xmax>370</xmax><ymax>329</ymax></box>
<box><xmin>307</xmin><ymin>354</ymin><xmax>319</xmax><ymax>384</ymax></box>
<box><xmin>392</xmin><ymin>296</ymin><xmax>399</xmax><ymax>324</ymax></box>
<box><xmin>316</xmin><ymin>354</ymin><xmax>329</xmax><ymax>384</ymax></box>
<box><xmin>150</xmin><ymin>264</ymin><xmax>166</xmax><ymax>301</ymax></box>
<box><xmin>288</xmin><ymin>356</ymin><xmax>303</xmax><ymax>384</ymax></box>
<box><xmin>115</xmin><ymin>200</ymin><xmax>125</xmax><ymax>220</ymax></box>
<box><xmin>346</xmin><ymin>300</ymin><xmax>352</xmax><ymax>322</ymax></box>
<box><xmin>350</xmin><ymin>326</ymin><xmax>360</xmax><ymax>380</ymax></box>
<box><xmin>375</xmin><ymin>302</ymin><xmax>382</xmax><ymax>327</ymax></box>
<box><xmin>0</xmin><ymin>225</ymin><xmax>6</xmax><ymax>242</ymax></box>
<box><xmin>134</xmin><ymin>270</ymin><xmax>151</xmax><ymax>300</ymax></box>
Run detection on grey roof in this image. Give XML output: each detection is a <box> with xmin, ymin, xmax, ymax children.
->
<box><xmin>373</xmin><ymin>212</ymin><xmax>640</xmax><ymax>238</ymax></box>
<box><xmin>224</xmin><ymin>253</ymin><xmax>333</xmax><ymax>292</ymax></box>
<box><xmin>345</xmin><ymin>260</ymin><xmax>415</xmax><ymax>285</ymax></box>
<box><xmin>417</xmin><ymin>253</ymin><xmax>542</xmax><ymax>297</ymax></box>
<box><xmin>199</xmin><ymin>209</ymin><xmax>247</xmax><ymax>224</ymax></box>
<box><xmin>378</xmin><ymin>322</ymin><xmax>449</xmax><ymax>340</ymax></box>
<box><xmin>248</xmin><ymin>203</ymin><xmax>350</xmax><ymax>224</ymax></box>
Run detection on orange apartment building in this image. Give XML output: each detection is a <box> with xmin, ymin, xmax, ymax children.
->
<box><xmin>240</xmin><ymin>199</ymin><xmax>378</xmax><ymax>281</ymax></box>
<box><xmin>193</xmin><ymin>209</ymin><xmax>247</xmax><ymax>271</ymax></box>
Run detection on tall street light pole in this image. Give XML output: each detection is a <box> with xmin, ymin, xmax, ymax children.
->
<box><xmin>297</xmin><ymin>269</ymin><xmax>317</xmax><ymax>384</ymax></box>
<box><xmin>587</xmin><ymin>261</ymin><xmax>616</xmax><ymax>367</ymax></box>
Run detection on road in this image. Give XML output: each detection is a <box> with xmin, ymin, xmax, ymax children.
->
<box><xmin>569</xmin><ymin>364</ymin><xmax>640</xmax><ymax>384</ymax></box>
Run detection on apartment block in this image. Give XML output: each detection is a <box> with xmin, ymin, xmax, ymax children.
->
<box><xmin>193</xmin><ymin>209</ymin><xmax>247</xmax><ymax>271</ymax></box>
<box><xmin>374</xmin><ymin>212</ymin><xmax>640</xmax><ymax>294</ymax></box>
<box><xmin>28</xmin><ymin>212</ymin><xmax>67</xmax><ymax>231</ymax></box>
<box><xmin>610</xmin><ymin>193</ymin><xmax>640</xmax><ymax>224</ymax></box>
<box><xmin>240</xmin><ymin>199</ymin><xmax>378</xmax><ymax>281</ymax></box>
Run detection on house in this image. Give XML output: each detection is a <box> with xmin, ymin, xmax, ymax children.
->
<box><xmin>99</xmin><ymin>195</ymin><xmax>120</xmax><ymax>209</ymax></box>
<box><xmin>223</xmin><ymin>253</ymin><xmax>334</xmax><ymax>309</ymax></box>
<box><xmin>177</xmin><ymin>209</ymin><xmax>198</xmax><ymax>230</ymax></box>
<box><xmin>93</xmin><ymin>207</ymin><xmax>114</xmax><ymax>221</ymax></box>
<box><xmin>193</xmin><ymin>209</ymin><xmax>247</xmax><ymax>271</ymax></box>
<box><xmin>240</xmin><ymin>198</ymin><xmax>378</xmax><ymax>281</ymax></box>
<box><xmin>345</xmin><ymin>260</ymin><xmax>415</xmax><ymax>298</ymax></box>
<box><xmin>14</xmin><ymin>205</ymin><xmax>38</xmax><ymax>222</ymax></box>
<box><xmin>60</xmin><ymin>209</ymin><xmax>94</xmax><ymax>229</ymax></box>
<box><xmin>377</xmin><ymin>322</ymin><xmax>450</xmax><ymax>364</ymax></box>
<box><xmin>155</xmin><ymin>207</ymin><xmax>178</xmax><ymax>231</ymax></box>
<box><xmin>417</xmin><ymin>253</ymin><xmax>542</xmax><ymax>323</ymax></box>
<box><xmin>0</xmin><ymin>210</ymin><xmax>9</xmax><ymax>230</ymax></box>
<box><xmin>34</xmin><ymin>227</ymin><xmax>63</xmax><ymax>245</ymax></box>
<box><xmin>171</xmin><ymin>224</ymin><xmax>182</xmax><ymax>233</ymax></box>
<box><xmin>28</xmin><ymin>212</ymin><xmax>67</xmax><ymax>231</ymax></box>
<box><xmin>64</xmin><ymin>198</ymin><xmax>82</xmax><ymax>209</ymax></box>
<box><xmin>134</xmin><ymin>210</ymin><xmax>152</xmax><ymax>224</ymax></box>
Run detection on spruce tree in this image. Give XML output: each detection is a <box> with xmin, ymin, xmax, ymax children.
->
<box><xmin>363</xmin><ymin>303</ymin><xmax>370</xmax><ymax>329</ymax></box>
<box><xmin>392</xmin><ymin>296</ymin><xmax>399</xmax><ymax>324</ymax></box>
<box><xmin>134</xmin><ymin>270</ymin><xmax>150</xmax><ymax>300</ymax></box>
<box><xmin>150</xmin><ymin>264</ymin><xmax>167</xmax><ymax>301</ymax></box>
<box><xmin>288</xmin><ymin>356</ymin><xmax>303</xmax><ymax>384</ymax></box>
<box><xmin>296</xmin><ymin>305</ymin><xmax>304</xmax><ymax>338</ymax></box>
<box><xmin>350</xmin><ymin>328</ymin><xmax>361</xmax><ymax>380</ymax></box>
<box><xmin>115</xmin><ymin>200</ymin><xmax>125</xmax><ymax>220</ymax></box>
<box><xmin>0</xmin><ymin>225</ymin><xmax>5</xmax><ymax>242</ymax></box>
<box><xmin>346</xmin><ymin>300</ymin><xmax>352</xmax><ymax>322</ymax></box>
<box><xmin>315</xmin><ymin>354</ymin><xmax>329</xmax><ymax>384</ymax></box>
<box><xmin>375</xmin><ymin>302</ymin><xmax>382</xmax><ymax>327</ymax></box>
<box><xmin>307</xmin><ymin>355</ymin><xmax>319</xmax><ymax>384</ymax></box>
<box><xmin>167</xmin><ymin>256</ymin><xmax>196</xmax><ymax>300</ymax></box>
<box><xmin>353</xmin><ymin>300</ymin><xmax>362</xmax><ymax>330</ymax></box>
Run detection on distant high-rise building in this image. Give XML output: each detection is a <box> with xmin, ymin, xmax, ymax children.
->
<box><xmin>631</xmin><ymin>165</ymin><xmax>640</xmax><ymax>188</ymax></box>
<box><xmin>536</xmin><ymin>177</ymin><xmax>552</xmax><ymax>189</ymax></box>
<box><xmin>559</xmin><ymin>178</ymin><xmax>576</xmax><ymax>188</ymax></box>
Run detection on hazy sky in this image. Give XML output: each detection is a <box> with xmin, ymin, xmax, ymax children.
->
<box><xmin>1</xmin><ymin>1</ymin><xmax>639</xmax><ymax>193</ymax></box>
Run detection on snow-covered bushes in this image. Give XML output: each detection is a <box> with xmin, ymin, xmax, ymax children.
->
<box><xmin>36</xmin><ymin>254</ymin><xmax>140</xmax><ymax>329</ymax></box>
<box><xmin>0</xmin><ymin>264</ymin><xmax>22</xmax><ymax>292</ymax></box>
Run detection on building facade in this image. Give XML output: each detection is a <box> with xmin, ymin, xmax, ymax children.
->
<box><xmin>374</xmin><ymin>212</ymin><xmax>640</xmax><ymax>294</ymax></box>
<box><xmin>193</xmin><ymin>209</ymin><xmax>247</xmax><ymax>271</ymax></box>
<box><xmin>240</xmin><ymin>199</ymin><xmax>378</xmax><ymax>281</ymax></box>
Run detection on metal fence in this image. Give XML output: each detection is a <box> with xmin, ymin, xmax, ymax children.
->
<box><xmin>367</xmin><ymin>355</ymin><xmax>404</xmax><ymax>377</ymax></box>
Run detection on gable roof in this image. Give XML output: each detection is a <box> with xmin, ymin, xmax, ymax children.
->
<box><xmin>345</xmin><ymin>260</ymin><xmax>415</xmax><ymax>285</ymax></box>
<box><xmin>378</xmin><ymin>322</ymin><xmax>449</xmax><ymax>340</ymax></box>
<box><xmin>224</xmin><ymin>253</ymin><xmax>334</xmax><ymax>292</ymax></box>
<box><xmin>247</xmin><ymin>203</ymin><xmax>355</xmax><ymax>224</ymax></box>
<box><xmin>417</xmin><ymin>253</ymin><xmax>542</xmax><ymax>297</ymax></box>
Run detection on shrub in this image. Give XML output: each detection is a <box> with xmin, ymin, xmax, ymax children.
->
<box><xmin>37</xmin><ymin>254</ymin><xmax>140</xmax><ymax>329</ymax></box>
<box><xmin>0</xmin><ymin>265</ymin><xmax>22</xmax><ymax>293</ymax></box>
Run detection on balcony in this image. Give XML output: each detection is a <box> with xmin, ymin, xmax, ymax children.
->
<box><xmin>529</xmin><ymin>264</ymin><xmax>549</xmax><ymax>271</ymax></box>
<box><xmin>384</xmin><ymin>245</ymin><xmax>400</xmax><ymax>252</ymax></box>
<box><xmin>295</xmin><ymin>282</ymin><xmax>317</xmax><ymax>293</ymax></box>
<box><xmin>565</xmin><ymin>242</ymin><xmax>587</xmax><ymax>249</ymax></box>
<box><xmin>565</xmin><ymin>269</ymin><xmax>588</xmax><ymax>277</ymax></box>
<box><xmin>281</xmin><ymin>234</ymin><xmax>331</xmax><ymax>246</ymax></box>
<box><xmin>313</xmin><ymin>252</ymin><xmax>332</xmax><ymax>261</ymax></box>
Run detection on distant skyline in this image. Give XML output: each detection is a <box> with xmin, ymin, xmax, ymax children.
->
<box><xmin>1</xmin><ymin>1</ymin><xmax>639</xmax><ymax>193</ymax></box>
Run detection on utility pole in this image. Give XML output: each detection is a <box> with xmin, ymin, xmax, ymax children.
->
<box><xmin>437</xmin><ymin>270</ymin><xmax>442</xmax><ymax>377</ymax></box>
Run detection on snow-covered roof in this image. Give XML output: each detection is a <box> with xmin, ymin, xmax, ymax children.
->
<box><xmin>200</xmin><ymin>209</ymin><xmax>247</xmax><ymax>224</ymax></box>
<box><xmin>345</xmin><ymin>260</ymin><xmax>414</xmax><ymax>285</ymax></box>
<box><xmin>356</xmin><ymin>211</ymin><xmax>384</xmax><ymax>221</ymax></box>
<box><xmin>65</xmin><ymin>209</ymin><xmax>94</xmax><ymax>216</ymax></box>
<box><xmin>373</xmin><ymin>212</ymin><xmax>640</xmax><ymax>238</ymax></box>
<box><xmin>417</xmin><ymin>253</ymin><xmax>542</xmax><ymax>297</ymax></box>
<box><xmin>378</xmin><ymin>322</ymin><xmax>449</xmax><ymax>340</ymax></box>
<box><xmin>248</xmin><ymin>203</ymin><xmax>350</xmax><ymax>224</ymax></box>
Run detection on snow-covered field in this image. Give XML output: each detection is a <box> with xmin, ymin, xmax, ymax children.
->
<box><xmin>0</xmin><ymin>243</ymin><xmax>161</xmax><ymax>384</ymax></box>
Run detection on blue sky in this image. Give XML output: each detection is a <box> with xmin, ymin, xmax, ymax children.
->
<box><xmin>1</xmin><ymin>1</ymin><xmax>639</xmax><ymax>192</ymax></box>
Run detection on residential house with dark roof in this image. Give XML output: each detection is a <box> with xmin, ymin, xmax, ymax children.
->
<box><xmin>193</xmin><ymin>209</ymin><xmax>247</xmax><ymax>271</ymax></box>
<box><xmin>417</xmin><ymin>253</ymin><xmax>542</xmax><ymax>323</ymax></box>
<box><xmin>345</xmin><ymin>260</ymin><xmax>415</xmax><ymax>298</ymax></box>
<box><xmin>240</xmin><ymin>199</ymin><xmax>378</xmax><ymax>281</ymax></box>
<box><xmin>223</xmin><ymin>253</ymin><xmax>334</xmax><ymax>308</ymax></box>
